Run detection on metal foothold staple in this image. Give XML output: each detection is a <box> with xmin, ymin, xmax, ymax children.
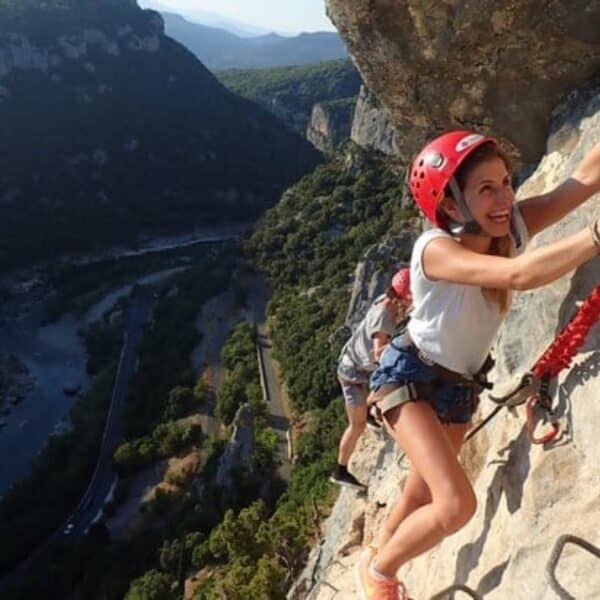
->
<box><xmin>429</xmin><ymin>583</ymin><xmax>483</xmax><ymax>600</ymax></box>
<box><xmin>546</xmin><ymin>534</ymin><xmax>600</xmax><ymax>600</ymax></box>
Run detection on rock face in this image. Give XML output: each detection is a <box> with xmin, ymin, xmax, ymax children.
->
<box><xmin>343</xmin><ymin>235</ymin><xmax>415</xmax><ymax>331</ymax></box>
<box><xmin>326</xmin><ymin>0</ymin><xmax>600</xmax><ymax>166</ymax></box>
<box><xmin>306</xmin><ymin>98</ymin><xmax>356</xmax><ymax>154</ymax></box>
<box><xmin>351</xmin><ymin>85</ymin><xmax>399</xmax><ymax>156</ymax></box>
<box><xmin>290</xmin><ymin>88</ymin><xmax>600</xmax><ymax>600</ymax></box>
<box><xmin>216</xmin><ymin>403</ymin><xmax>255</xmax><ymax>490</ymax></box>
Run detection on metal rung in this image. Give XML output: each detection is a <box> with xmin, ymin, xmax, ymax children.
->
<box><xmin>546</xmin><ymin>534</ymin><xmax>600</xmax><ymax>599</ymax></box>
<box><xmin>429</xmin><ymin>584</ymin><xmax>482</xmax><ymax>600</ymax></box>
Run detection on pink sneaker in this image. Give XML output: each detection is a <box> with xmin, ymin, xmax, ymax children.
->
<box><xmin>354</xmin><ymin>547</ymin><xmax>411</xmax><ymax>600</ymax></box>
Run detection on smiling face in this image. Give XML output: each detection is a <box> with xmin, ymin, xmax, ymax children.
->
<box><xmin>463</xmin><ymin>157</ymin><xmax>515</xmax><ymax>236</ymax></box>
<box><xmin>441</xmin><ymin>155</ymin><xmax>515</xmax><ymax>238</ymax></box>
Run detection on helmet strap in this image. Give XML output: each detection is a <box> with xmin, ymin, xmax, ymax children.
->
<box><xmin>509</xmin><ymin>206</ymin><xmax>523</xmax><ymax>248</ymax></box>
<box><xmin>447</xmin><ymin>177</ymin><xmax>482</xmax><ymax>235</ymax></box>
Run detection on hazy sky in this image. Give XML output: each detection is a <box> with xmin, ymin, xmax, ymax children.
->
<box><xmin>142</xmin><ymin>0</ymin><xmax>336</xmax><ymax>34</ymax></box>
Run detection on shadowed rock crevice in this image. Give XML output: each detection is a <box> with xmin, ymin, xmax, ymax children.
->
<box><xmin>453</xmin><ymin>428</ymin><xmax>530</xmax><ymax>587</ymax></box>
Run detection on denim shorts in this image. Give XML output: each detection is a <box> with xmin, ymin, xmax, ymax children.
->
<box><xmin>369</xmin><ymin>339</ymin><xmax>478</xmax><ymax>424</ymax></box>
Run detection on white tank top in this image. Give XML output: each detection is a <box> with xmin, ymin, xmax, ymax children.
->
<box><xmin>407</xmin><ymin>207</ymin><xmax>529</xmax><ymax>375</ymax></box>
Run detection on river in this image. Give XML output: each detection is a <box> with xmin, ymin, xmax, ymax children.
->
<box><xmin>0</xmin><ymin>299</ymin><xmax>89</xmax><ymax>498</ymax></box>
<box><xmin>0</xmin><ymin>226</ymin><xmax>250</xmax><ymax>499</ymax></box>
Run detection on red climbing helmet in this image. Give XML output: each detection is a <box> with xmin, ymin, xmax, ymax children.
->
<box><xmin>409</xmin><ymin>130</ymin><xmax>497</xmax><ymax>225</ymax></box>
<box><xmin>391</xmin><ymin>267</ymin><xmax>411</xmax><ymax>301</ymax></box>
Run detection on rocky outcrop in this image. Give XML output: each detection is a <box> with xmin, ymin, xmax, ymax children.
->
<box><xmin>257</xmin><ymin>93</ymin><xmax>308</xmax><ymax>136</ymax></box>
<box><xmin>326</xmin><ymin>0</ymin><xmax>600</xmax><ymax>166</ymax></box>
<box><xmin>351</xmin><ymin>85</ymin><xmax>399</xmax><ymax>156</ymax></box>
<box><xmin>306</xmin><ymin>98</ymin><xmax>356</xmax><ymax>154</ymax></box>
<box><xmin>291</xmin><ymin>85</ymin><xmax>600</xmax><ymax>600</ymax></box>
<box><xmin>0</xmin><ymin>26</ymin><xmax>162</xmax><ymax>84</ymax></box>
<box><xmin>215</xmin><ymin>403</ymin><xmax>255</xmax><ymax>490</ymax></box>
<box><xmin>343</xmin><ymin>235</ymin><xmax>415</xmax><ymax>332</ymax></box>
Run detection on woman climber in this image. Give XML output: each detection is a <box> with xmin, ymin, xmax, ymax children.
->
<box><xmin>330</xmin><ymin>268</ymin><xmax>413</xmax><ymax>492</ymax></box>
<box><xmin>355</xmin><ymin>130</ymin><xmax>600</xmax><ymax>600</ymax></box>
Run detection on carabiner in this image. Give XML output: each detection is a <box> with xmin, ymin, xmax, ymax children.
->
<box><xmin>525</xmin><ymin>393</ymin><xmax>560</xmax><ymax>445</ymax></box>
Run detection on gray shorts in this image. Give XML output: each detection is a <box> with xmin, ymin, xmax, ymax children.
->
<box><xmin>338</xmin><ymin>379</ymin><xmax>368</xmax><ymax>407</ymax></box>
<box><xmin>337</xmin><ymin>356</ymin><xmax>369</xmax><ymax>407</ymax></box>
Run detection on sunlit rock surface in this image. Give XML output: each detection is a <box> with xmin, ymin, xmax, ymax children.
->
<box><xmin>290</xmin><ymin>85</ymin><xmax>600</xmax><ymax>600</ymax></box>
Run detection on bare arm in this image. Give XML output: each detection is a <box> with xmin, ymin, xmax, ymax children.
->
<box><xmin>518</xmin><ymin>143</ymin><xmax>600</xmax><ymax>237</ymax></box>
<box><xmin>372</xmin><ymin>333</ymin><xmax>391</xmax><ymax>362</ymax></box>
<box><xmin>423</xmin><ymin>229</ymin><xmax>598</xmax><ymax>291</ymax></box>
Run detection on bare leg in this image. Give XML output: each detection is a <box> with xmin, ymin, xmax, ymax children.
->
<box><xmin>337</xmin><ymin>394</ymin><xmax>368</xmax><ymax>466</ymax></box>
<box><xmin>378</xmin><ymin>422</ymin><xmax>469</xmax><ymax>548</ymax></box>
<box><xmin>373</xmin><ymin>401</ymin><xmax>476</xmax><ymax>577</ymax></box>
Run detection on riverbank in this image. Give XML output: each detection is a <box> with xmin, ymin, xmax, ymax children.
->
<box><xmin>0</xmin><ymin>229</ymin><xmax>247</xmax><ymax>498</ymax></box>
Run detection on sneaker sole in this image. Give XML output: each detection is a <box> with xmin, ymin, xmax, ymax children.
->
<box><xmin>329</xmin><ymin>476</ymin><xmax>367</xmax><ymax>492</ymax></box>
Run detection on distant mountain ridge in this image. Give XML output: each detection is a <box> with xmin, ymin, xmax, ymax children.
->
<box><xmin>140</xmin><ymin>0</ymin><xmax>276</xmax><ymax>37</ymax></box>
<box><xmin>160</xmin><ymin>11</ymin><xmax>347</xmax><ymax>69</ymax></box>
<box><xmin>0</xmin><ymin>0</ymin><xmax>321</xmax><ymax>273</ymax></box>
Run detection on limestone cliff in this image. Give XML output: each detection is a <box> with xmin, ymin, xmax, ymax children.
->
<box><xmin>216</xmin><ymin>404</ymin><xmax>255</xmax><ymax>490</ymax></box>
<box><xmin>289</xmin><ymin>86</ymin><xmax>600</xmax><ymax>600</ymax></box>
<box><xmin>351</xmin><ymin>85</ymin><xmax>399</xmax><ymax>157</ymax></box>
<box><xmin>325</xmin><ymin>0</ymin><xmax>600</xmax><ymax>166</ymax></box>
<box><xmin>306</xmin><ymin>97</ymin><xmax>356</xmax><ymax>155</ymax></box>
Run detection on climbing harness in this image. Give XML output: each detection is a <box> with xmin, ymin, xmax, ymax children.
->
<box><xmin>370</xmin><ymin>330</ymin><xmax>493</xmax><ymax>421</ymax></box>
<box><xmin>466</xmin><ymin>284</ymin><xmax>600</xmax><ymax>444</ymax></box>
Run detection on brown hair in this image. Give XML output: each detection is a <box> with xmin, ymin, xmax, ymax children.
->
<box><xmin>442</xmin><ymin>142</ymin><xmax>514</xmax><ymax>314</ymax></box>
<box><xmin>385</xmin><ymin>286</ymin><xmax>398</xmax><ymax>300</ymax></box>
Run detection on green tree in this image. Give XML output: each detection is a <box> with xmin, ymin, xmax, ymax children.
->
<box><xmin>163</xmin><ymin>386</ymin><xmax>194</xmax><ymax>420</ymax></box>
<box><xmin>247</xmin><ymin>555</ymin><xmax>288</xmax><ymax>599</ymax></box>
<box><xmin>208</xmin><ymin>500</ymin><xmax>268</xmax><ymax>563</ymax></box>
<box><xmin>193</xmin><ymin>378</ymin><xmax>210</xmax><ymax>405</ymax></box>
<box><xmin>125</xmin><ymin>569</ymin><xmax>172</xmax><ymax>600</ymax></box>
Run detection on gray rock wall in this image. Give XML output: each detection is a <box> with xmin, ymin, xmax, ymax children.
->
<box><xmin>344</xmin><ymin>235</ymin><xmax>414</xmax><ymax>331</ymax></box>
<box><xmin>326</xmin><ymin>0</ymin><xmax>600</xmax><ymax>167</ymax></box>
<box><xmin>306</xmin><ymin>98</ymin><xmax>356</xmax><ymax>154</ymax></box>
<box><xmin>351</xmin><ymin>85</ymin><xmax>399</xmax><ymax>156</ymax></box>
<box><xmin>215</xmin><ymin>403</ymin><xmax>255</xmax><ymax>490</ymax></box>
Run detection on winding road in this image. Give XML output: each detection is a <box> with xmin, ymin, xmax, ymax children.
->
<box><xmin>256</xmin><ymin>324</ymin><xmax>292</xmax><ymax>480</ymax></box>
<box><xmin>1</xmin><ymin>270</ymin><xmax>292</xmax><ymax>592</ymax></box>
<box><xmin>0</xmin><ymin>287</ymin><xmax>155</xmax><ymax>592</ymax></box>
